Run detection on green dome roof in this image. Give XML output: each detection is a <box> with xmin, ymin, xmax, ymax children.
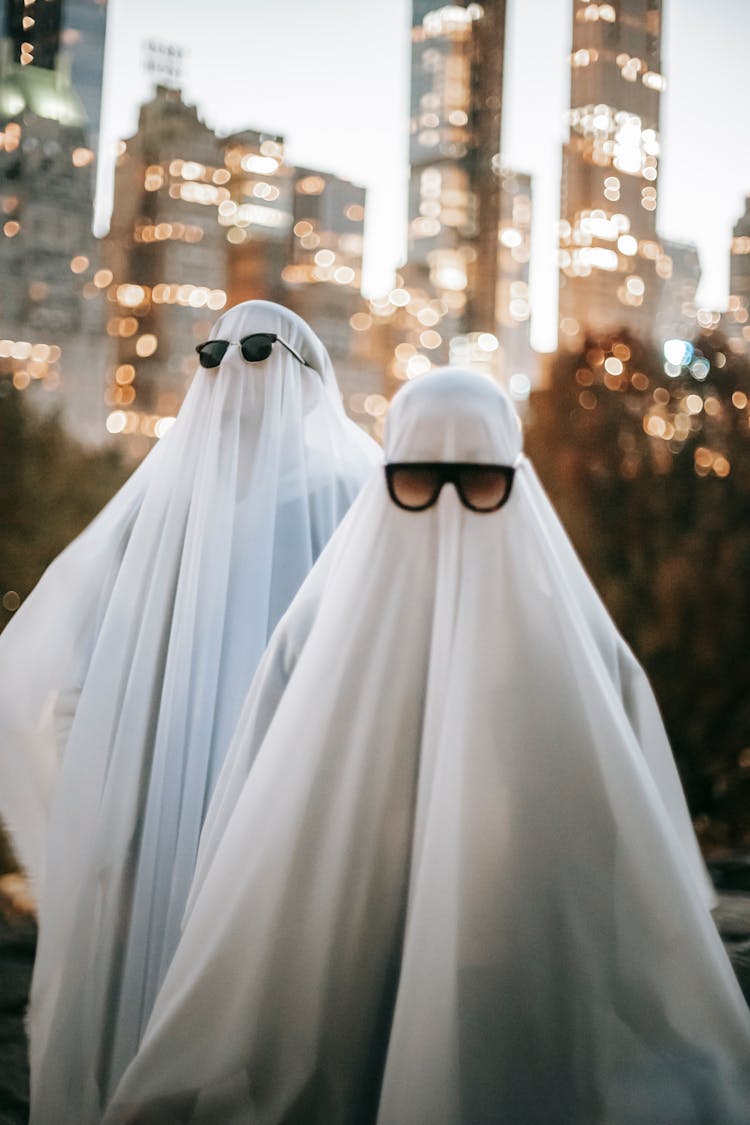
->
<box><xmin>0</xmin><ymin>56</ymin><xmax>87</xmax><ymax>127</ymax></box>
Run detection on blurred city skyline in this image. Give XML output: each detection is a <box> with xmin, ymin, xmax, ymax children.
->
<box><xmin>97</xmin><ymin>0</ymin><xmax>750</xmax><ymax>352</ymax></box>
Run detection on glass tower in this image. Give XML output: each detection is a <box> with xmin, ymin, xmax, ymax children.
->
<box><xmin>3</xmin><ymin>0</ymin><xmax>107</xmax><ymax>145</ymax></box>
<box><xmin>61</xmin><ymin>0</ymin><xmax>108</xmax><ymax>147</ymax></box>
<box><xmin>724</xmin><ymin>197</ymin><xmax>750</xmax><ymax>356</ymax></box>
<box><xmin>730</xmin><ymin>199</ymin><xmax>750</xmax><ymax>317</ymax></box>
<box><xmin>4</xmin><ymin>0</ymin><xmax>61</xmax><ymax>69</ymax></box>
<box><xmin>405</xmin><ymin>0</ymin><xmax>507</xmax><ymax>354</ymax></box>
<box><xmin>558</xmin><ymin>0</ymin><xmax>669</xmax><ymax>344</ymax></box>
<box><xmin>358</xmin><ymin>0</ymin><xmax>534</xmax><ymax>409</ymax></box>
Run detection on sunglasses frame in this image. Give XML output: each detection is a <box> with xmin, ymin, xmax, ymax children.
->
<box><xmin>195</xmin><ymin>332</ymin><xmax>313</xmax><ymax>370</ymax></box>
<box><xmin>385</xmin><ymin>460</ymin><xmax>519</xmax><ymax>513</ymax></box>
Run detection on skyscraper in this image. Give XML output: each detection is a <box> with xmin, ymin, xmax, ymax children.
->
<box><xmin>104</xmin><ymin>85</ymin><xmax>375</xmax><ymax>453</ymax></box>
<box><xmin>3</xmin><ymin>0</ymin><xmax>107</xmax><ymax>146</ymax></box>
<box><xmin>0</xmin><ymin>10</ymin><xmax>108</xmax><ymax>441</ymax></box>
<box><xmin>221</xmin><ymin>128</ymin><xmax>290</xmax><ymax>308</ymax></box>
<box><xmin>4</xmin><ymin>0</ymin><xmax>61</xmax><ymax>69</ymax></box>
<box><xmin>59</xmin><ymin>0</ymin><xmax>108</xmax><ymax>148</ymax></box>
<box><xmin>405</xmin><ymin>0</ymin><xmax>507</xmax><ymax>360</ymax></box>
<box><xmin>105</xmin><ymin>85</ymin><xmax>228</xmax><ymax>451</ymax></box>
<box><xmin>356</xmin><ymin>0</ymin><xmax>532</xmax><ymax>415</ymax></box>
<box><xmin>283</xmin><ymin>166</ymin><xmax>366</xmax><ymax>367</ymax></box>
<box><xmin>723</xmin><ymin>197</ymin><xmax>750</xmax><ymax>356</ymax></box>
<box><xmin>558</xmin><ymin>0</ymin><xmax>669</xmax><ymax>345</ymax></box>
<box><xmin>656</xmin><ymin>237</ymin><xmax>700</xmax><ymax>342</ymax></box>
<box><xmin>730</xmin><ymin>198</ymin><xmax>750</xmax><ymax>305</ymax></box>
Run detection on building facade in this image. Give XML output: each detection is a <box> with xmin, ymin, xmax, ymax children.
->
<box><xmin>656</xmin><ymin>237</ymin><xmax>700</xmax><ymax>342</ymax></box>
<box><xmin>558</xmin><ymin>0</ymin><xmax>670</xmax><ymax>345</ymax></box>
<box><xmin>724</xmin><ymin>197</ymin><xmax>750</xmax><ymax>356</ymax></box>
<box><xmin>0</xmin><ymin>22</ymin><xmax>107</xmax><ymax>441</ymax></box>
<box><xmin>407</xmin><ymin>1</ymin><xmax>505</xmax><ymax>331</ymax></box>
<box><xmin>284</xmin><ymin>166</ymin><xmax>366</xmax><ymax>376</ymax></box>
<box><xmin>354</xmin><ymin>0</ymin><xmax>533</xmax><ymax>424</ymax></box>
<box><xmin>105</xmin><ymin>86</ymin><xmax>228</xmax><ymax>451</ymax></box>
<box><xmin>59</xmin><ymin>0</ymin><xmax>108</xmax><ymax>149</ymax></box>
<box><xmin>404</xmin><ymin>0</ymin><xmax>507</xmax><ymax>366</ymax></box>
<box><xmin>730</xmin><ymin>198</ymin><xmax>750</xmax><ymax>308</ymax></box>
<box><xmin>4</xmin><ymin>0</ymin><xmax>62</xmax><ymax>69</ymax></box>
<box><xmin>221</xmin><ymin>128</ymin><xmax>290</xmax><ymax>308</ymax></box>
<box><xmin>3</xmin><ymin>0</ymin><xmax>107</xmax><ymax>144</ymax></box>
<box><xmin>104</xmin><ymin>85</ymin><xmax>375</xmax><ymax>452</ymax></box>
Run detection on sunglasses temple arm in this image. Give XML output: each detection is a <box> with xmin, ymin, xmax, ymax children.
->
<box><xmin>281</xmin><ymin>340</ymin><xmax>314</xmax><ymax>369</ymax></box>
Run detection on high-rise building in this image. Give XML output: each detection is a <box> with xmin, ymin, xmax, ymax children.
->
<box><xmin>3</xmin><ymin>1</ymin><xmax>108</xmax><ymax>146</ymax></box>
<box><xmin>105</xmin><ymin>85</ymin><xmax>377</xmax><ymax>452</ymax></box>
<box><xmin>656</xmin><ymin>237</ymin><xmax>700</xmax><ymax>341</ymax></box>
<box><xmin>730</xmin><ymin>198</ymin><xmax>750</xmax><ymax>323</ymax></box>
<box><xmin>730</xmin><ymin>197</ymin><xmax>750</xmax><ymax>307</ymax></box>
<box><xmin>405</xmin><ymin>0</ymin><xmax>507</xmax><ymax>364</ymax></box>
<box><xmin>105</xmin><ymin>86</ymin><xmax>228</xmax><ymax>451</ymax></box>
<box><xmin>283</xmin><ymin>167</ymin><xmax>366</xmax><ymax>369</ymax></box>
<box><xmin>221</xmin><ymin>128</ymin><xmax>290</xmax><ymax>307</ymax></box>
<box><xmin>355</xmin><ymin>0</ymin><xmax>532</xmax><ymax>420</ymax></box>
<box><xmin>0</xmin><ymin>25</ymin><xmax>107</xmax><ymax>441</ymax></box>
<box><xmin>558</xmin><ymin>0</ymin><xmax>668</xmax><ymax>346</ymax></box>
<box><xmin>4</xmin><ymin>0</ymin><xmax>61</xmax><ymax>69</ymax></box>
<box><xmin>723</xmin><ymin>197</ymin><xmax>750</xmax><ymax>355</ymax></box>
<box><xmin>59</xmin><ymin>0</ymin><xmax>108</xmax><ymax>148</ymax></box>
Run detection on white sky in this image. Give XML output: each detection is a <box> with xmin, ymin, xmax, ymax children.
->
<box><xmin>98</xmin><ymin>0</ymin><xmax>750</xmax><ymax>352</ymax></box>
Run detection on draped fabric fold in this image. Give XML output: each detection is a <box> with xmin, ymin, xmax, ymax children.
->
<box><xmin>105</xmin><ymin>369</ymin><xmax>749</xmax><ymax>1125</ymax></box>
<box><xmin>0</xmin><ymin>301</ymin><xmax>379</xmax><ymax>1123</ymax></box>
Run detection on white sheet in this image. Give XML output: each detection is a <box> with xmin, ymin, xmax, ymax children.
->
<box><xmin>0</xmin><ymin>300</ymin><xmax>379</xmax><ymax>1122</ymax></box>
<box><xmin>105</xmin><ymin>368</ymin><xmax>750</xmax><ymax>1124</ymax></box>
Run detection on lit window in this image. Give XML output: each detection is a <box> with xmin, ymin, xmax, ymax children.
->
<box><xmin>642</xmin><ymin>71</ymin><xmax>667</xmax><ymax>92</ymax></box>
<box><xmin>296</xmin><ymin>175</ymin><xmax>325</xmax><ymax>195</ymax></box>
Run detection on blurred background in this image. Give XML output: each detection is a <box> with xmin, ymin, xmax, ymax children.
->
<box><xmin>1</xmin><ymin>0</ymin><xmax>749</xmax><ymax>864</ymax></box>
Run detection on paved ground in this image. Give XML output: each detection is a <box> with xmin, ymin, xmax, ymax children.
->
<box><xmin>713</xmin><ymin>892</ymin><xmax>750</xmax><ymax>1000</ymax></box>
<box><xmin>0</xmin><ymin>885</ymin><xmax>35</xmax><ymax>1125</ymax></box>
<box><xmin>1</xmin><ymin>874</ymin><xmax>749</xmax><ymax>1124</ymax></box>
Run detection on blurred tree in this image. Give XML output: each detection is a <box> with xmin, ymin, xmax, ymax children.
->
<box><xmin>0</xmin><ymin>382</ymin><xmax>129</xmax><ymax>873</ymax></box>
<box><xmin>0</xmin><ymin>383</ymin><xmax>128</xmax><ymax>631</ymax></box>
<box><xmin>526</xmin><ymin>332</ymin><xmax>750</xmax><ymax>851</ymax></box>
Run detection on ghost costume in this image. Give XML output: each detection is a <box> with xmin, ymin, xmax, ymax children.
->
<box><xmin>105</xmin><ymin>368</ymin><xmax>750</xmax><ymax>1125</ymax></box>
<box><xmin>0</xmin><ymin>300</ymin><xmax>379</xmax><ymax>1123</ymax></box>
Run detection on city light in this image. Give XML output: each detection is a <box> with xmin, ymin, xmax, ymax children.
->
<box><xmin>663</xmin><ymin>339</ymin><xmax>694</xmax><ymax>367</ymax></box>
<box><xmin>509</xmin><ymin>372</ymin><xmax>531</xmax><ymax>400</ymax></box>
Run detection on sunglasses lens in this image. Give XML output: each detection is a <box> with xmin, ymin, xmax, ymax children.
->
<box><xmin>389</xmin><ymin>466</ymin><xmax>442</xmax><ymax>510</ymax></box>
<box><xmin>197</xmin><ymin>341</ymin><xmax>228</xmax><ymax>369</ymax></box>
<box><xmin>240</xmin><ymin>335</ymin><xmax>274</xmax><ymax>362</ymax></box>
<box><xmin>457</xmin><ymin>467</ymin><xmax>512</xmax><ymax>511</ymax></box>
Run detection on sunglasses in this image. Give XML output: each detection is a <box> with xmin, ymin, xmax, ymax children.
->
<box><xmin>385</xmin><ymin>461</ymin><xmax>519</xmax><ymax>513</ymax></box>
<box><xmin>195</xmin><ymin>333</ymin><xmax>312</xmax><ymax>370</ymax></box>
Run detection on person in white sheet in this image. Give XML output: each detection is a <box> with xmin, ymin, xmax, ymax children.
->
<box><xmin>0</xmin><ymin>300</ymin><xmax>380</xmax><ymax>1124</ymax></box>
<box><xmin>105</xmin><ymin>368</ymin><xmax>750</xmax><ymax>1125</ymax></box>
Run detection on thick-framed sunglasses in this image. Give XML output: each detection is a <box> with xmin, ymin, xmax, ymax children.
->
<box><xmin>385</xmin><ymin>460</ymin><xmax>520</xmax><ymax>513</ymax></box>
<box><xmin>195</xmin><ymin>333</ymin><xmax>312</xmax><ymax>370</ymax></box>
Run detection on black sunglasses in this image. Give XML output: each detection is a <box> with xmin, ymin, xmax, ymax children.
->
<box><xmin>385</xmin><ymin>461</ymin><xmax>519</xmax><ymax>513</ymax></box>
<box><xmin>195</xmin><ymin>333</ymin><xmax>312</xmax><ymax>370</ymax></box>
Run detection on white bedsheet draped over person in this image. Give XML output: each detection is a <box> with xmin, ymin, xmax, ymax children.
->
<box><xmin>0</xmin><ymin>299</ymin><xmax>379</xmax><ymax>1124</ymax></box>
<box><xmin>104</xmin><ymin>368</ymin><xmax>750</xmax><ymax>1125</ymax></box>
